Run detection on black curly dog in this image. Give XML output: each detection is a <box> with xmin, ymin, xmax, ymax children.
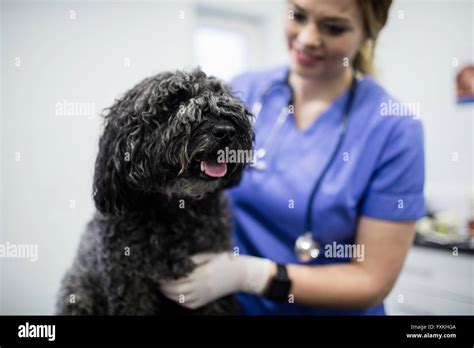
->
<box><xmin>56</xmin><ymin>68</ymin><xmax>253</xmax><ymax>315</ymax></box>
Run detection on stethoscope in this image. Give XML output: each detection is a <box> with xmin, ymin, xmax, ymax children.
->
<box><xmin>250</xmin><ymin>68</ymin><xmax>358</xmax><ymax>262</ymax></box>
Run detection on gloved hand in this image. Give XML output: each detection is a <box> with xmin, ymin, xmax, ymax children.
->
<box><xmin>159</xmin><ymin>252</ymin><xmax>275</xmax><ymax>309</ymax></box>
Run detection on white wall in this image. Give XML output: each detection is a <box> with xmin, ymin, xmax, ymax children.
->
<box><xmin>0</xmin><ymin>0</ymin><xmax>4</xmax><ymax>313</ymax></box>
<box><xmin>194</xmin><ymin>0</ymin><xmax>289</xmax><ymax>71</ymax></box>
<box><xmin>1</xmin><ymin>0</ymin><xmax>472</xmax><ymax>314</ymax></box>
<box><xmin>376</xmin><ymin>0</ymin><xmax>473</xmax><ymax>219</ymax></box>
<box><xmin>1</xmin><ymin>0</ymin><xmax>195</xmax><ymax>314</ymax></box>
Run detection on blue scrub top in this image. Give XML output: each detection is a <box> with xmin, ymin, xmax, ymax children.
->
<box><xmin>227</xmin><ymin>66</ymin><xmax>425</xmax><ymax>315</ymax></box>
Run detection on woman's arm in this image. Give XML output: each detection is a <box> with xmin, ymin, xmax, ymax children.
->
<box><xmin>159</xmin><ymin>216</ymin><xmax>416</xmax><ymax>310</ymax></box>
<box><xmin>286</xmin><ymin>216</ymin><xmax>415</xmax><ymax>308</ymax></box>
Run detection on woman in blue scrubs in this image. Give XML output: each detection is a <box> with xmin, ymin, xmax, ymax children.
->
<box><xmin>160</xmin><ymin>0</ymin><xmax>425</xmax><ymax>315</ymax></box>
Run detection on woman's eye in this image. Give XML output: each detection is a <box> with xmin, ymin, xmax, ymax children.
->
<box><xmin>293</xmin><ymin>11</ymin><xmax>306</xmax><ymax>23</ymax></box>
<box><xmin>324</xmin><ymin>24</ymin><xmax>347</xmax><ymax>36</ymax></box>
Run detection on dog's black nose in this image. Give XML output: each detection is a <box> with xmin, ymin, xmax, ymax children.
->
<box><xmin>212</xmin><ymin>124</ymin><xmax>236</xmax><ymax>142</ymax></box>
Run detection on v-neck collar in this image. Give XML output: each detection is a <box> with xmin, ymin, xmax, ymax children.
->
<box><xmin>289</xmin><ymin>87</ymin><xmax>354</xmax><ymax>135</ymax></box>
<box><xmin>284</xmin><ymin>72</ymin><xmax>365</xmax><ymax>136</ymax></box>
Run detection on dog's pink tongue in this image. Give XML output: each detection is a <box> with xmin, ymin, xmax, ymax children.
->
<box><xmin>202</xmin><ymin>160</ymin><xmax>227</xmax><ymax>177</ymax></box>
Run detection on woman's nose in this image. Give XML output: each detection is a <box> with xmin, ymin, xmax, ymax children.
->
<box><xmin>297</xmin><ymin>22</ymin><xmax>322</xmax><ymax>48</ymax></box>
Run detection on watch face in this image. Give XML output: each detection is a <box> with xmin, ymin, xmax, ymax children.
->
<box><xmin>266</xmin><ymin>265</ymin><xmax>292</xmax><ymax>301</ymax></box>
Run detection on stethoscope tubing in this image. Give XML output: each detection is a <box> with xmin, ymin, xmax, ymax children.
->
<box><xmin>252</xmin><ymin>68</ymin><xmax>359</xmax><ymax>239</ymax></box>
<box><xmin>304</xmin><ymin>71</ymin><xmax>358</xmax><ymax>233</ymax></box>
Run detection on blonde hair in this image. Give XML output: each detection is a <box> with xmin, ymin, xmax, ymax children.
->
<box><xmin>354</xmin><ymin>0</ymin><xmax>392</xmax><ymax>75</ymax></box>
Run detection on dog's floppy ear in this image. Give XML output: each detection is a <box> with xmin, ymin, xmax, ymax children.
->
<box><xmin>92</xmin><ymin>80</ymin><xmax>152</xmax><ymax>216</ymax></box>
<box><xmin>92</xmin><ymin>118</ymin><xmax>138</xmax><ymax>216</ymax></box>
<box><xmin>93</xmin><ymin>73</ymin><xmax>186</xmax><ymax>216</ymax></box>
<box><xmin>93</xmin><ymin>74</ymin><xmax>174</xmax><ymax>216</ymax></box>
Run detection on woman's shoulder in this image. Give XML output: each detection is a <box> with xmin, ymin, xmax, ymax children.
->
<box><xmin>357</xmin><ymin>74</ymin><xmax>423</xmax><ymax>138</ymax></box>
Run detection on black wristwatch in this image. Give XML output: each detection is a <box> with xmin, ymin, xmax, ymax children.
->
<box><xmin>264</xmin><ymin>264</ymin><xmax>292</xmax><ymax>302</ymax></box>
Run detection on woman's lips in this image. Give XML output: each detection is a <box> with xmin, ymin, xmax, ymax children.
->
<box><xmin>293</xmin><ymin>49</ymin><xmax>324</xmax><ymax>67</ymax></box>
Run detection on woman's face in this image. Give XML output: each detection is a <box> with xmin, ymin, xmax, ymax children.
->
<box><xmin>285</xmin><ymin>0</ymin><xmax>367</xmax><ymax>80</ymax></box>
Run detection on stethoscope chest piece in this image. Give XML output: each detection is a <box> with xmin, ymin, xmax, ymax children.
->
<box><xmin>294</xmin><ymin>232</ymin><xmax>320</xmax><ymax>262</ymax></box>
<box><xmin>252</xmin><ymin>68</ymin><xmax>358</xmax><ymax>262</ymax></box>
<box><xmin>256</xmin><ymin>148</ymin><xmax>267</xmax><ymax>159</ymax></box>
<box><xmin>249</xmin><ymin>148</ymin><xmax>268</xmax><ymax>170</ymax></box>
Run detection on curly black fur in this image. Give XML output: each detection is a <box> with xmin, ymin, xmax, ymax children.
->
<box><xmin>56</xmin><ymin>68</ymin><xmax>253</xmax><ymax>315</ymax></box>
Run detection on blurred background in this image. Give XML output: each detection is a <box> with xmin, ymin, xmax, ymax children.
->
<box><xmin>1</xmin><ymin>0</ymin><xmax>473</xmax><ymax>314</ymax></box>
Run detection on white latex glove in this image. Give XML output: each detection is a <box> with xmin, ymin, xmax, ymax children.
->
<box><xmin>159</xmin><ymin>252</ymin><xmax>274</xmax><ymax>309</ymax></box>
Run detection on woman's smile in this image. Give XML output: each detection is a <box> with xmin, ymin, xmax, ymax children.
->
<box><xmin>292</xmin><ymin>48</ymin><xmax>325</xmax><ymax>67</ymax></box>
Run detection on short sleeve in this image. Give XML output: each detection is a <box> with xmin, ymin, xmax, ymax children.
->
<box><xmin>361</xmin><ymin>119</ymin><xmax>425</xmax><ymax>221</ymax></box>
<box><xmin>228</xmin><ymin>72</ymin><xmax>257</xmax><ymax>107</ymax></box>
